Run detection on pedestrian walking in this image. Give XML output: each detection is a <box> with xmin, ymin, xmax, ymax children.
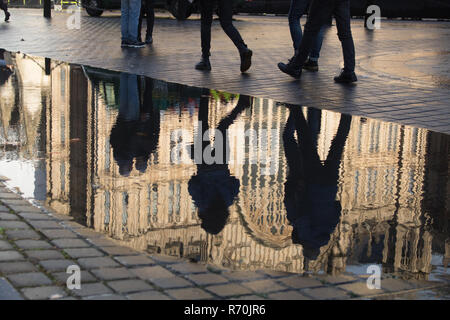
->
<box><xmin>0</xmin><ymin>0</ymin><xmax>10</xmax><ymax>22</ymax></box>
<box><xmin>121</xmin><ymin>0</ymin><xmax>145</xmax><ymax>48</ymax></box>
<box><xmin>195</xmin><ymin>0</ymin><xmax>253</xmax><ymax>73</ymax></box>
<box><xmin>278</xmin><ymin>0</ymin><xmax>357</xmax><ymax>83</ymax></box>
<box><xmin>138</xmin><ymin>0</ymin><xmax>155</xmax><ymax>44</ymax></box>
<box><xmin>287</xmin><ymin>0</ymin><xmax>328</xmax><ymax>71</ymax></box>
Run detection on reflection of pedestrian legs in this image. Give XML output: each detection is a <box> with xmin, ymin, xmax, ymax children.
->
<box><xmin>322</xmin><ymin>114</ymin><xmax>351</xmax><ymax>183</ymax></box>
<box><xmin>0</xmin><ymin>0</ymin><xmax>10</xmax><ymax>22</ymax></box>
<box><xmin>119</xmin><ymin>73</ymin><xmax>140</xmax><ymax>121</ymax></box>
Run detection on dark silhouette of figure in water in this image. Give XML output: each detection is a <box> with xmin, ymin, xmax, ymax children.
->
<box><xmin>188</xmin><ymin>91</ymin><xmax>252</xmax><ymax>234</ymax></box>
<box><xmin>283</xmin><ymin>107</ymin><xmax>351</xmax><ymax>260</ymax></box>
<box><xmin>110</xmin><ymin>74</ymin><xmax>160</xmax><ymax>177</ymax></box>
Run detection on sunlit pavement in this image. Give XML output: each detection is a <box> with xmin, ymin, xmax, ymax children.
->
<box><xmin>0</xmin><ymin>9</ymin><xmax>449</xmax><ymax>134</ymax></box>
<box><xmin>0</xmin><ymin>9</ymin><xmax>450</xmax><ymax>300</ymax></box>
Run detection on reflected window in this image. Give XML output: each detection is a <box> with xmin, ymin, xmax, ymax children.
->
<box><xmin>104</xmin><ymin>191</ymin><xmax>110</xmax><ymax>225</ymax></box>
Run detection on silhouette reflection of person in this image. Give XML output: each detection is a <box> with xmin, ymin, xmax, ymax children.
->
<box><xmin>110</xmin><ymin>74</ymin><xmax>160</xmax><ymax>177</ymax></box>
<box><xmin>283</xmin><ymin>107</ymin><xmax>351</xmax><ymax>260</ymax></box>
<box><xmin>188</xmin><ymin>90</ymin><xmax>251</xmax><ymax>235</ymax></box>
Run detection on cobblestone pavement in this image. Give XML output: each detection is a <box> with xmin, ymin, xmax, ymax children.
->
<box><xmin>0</xmin><ymin>9</ymin><xmax>449</xmax><ymax>134</ymax></box>
<box><xmin>1</xmin><ymin>179</ymin><xmax>449</xmax><ymax>300</ymax></box>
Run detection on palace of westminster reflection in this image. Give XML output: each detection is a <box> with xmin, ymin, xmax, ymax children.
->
<box><xmin>0</xmin><ymin>52</ymin><xmax>449</xmax><ymax>280</ymax></box>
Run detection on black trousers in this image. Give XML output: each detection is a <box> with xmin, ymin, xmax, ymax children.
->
<box><xmin>200</xmin><ymin>0</ymin><xmax>247</xmax><ymax>57</ymax></box>
<box><xmin>0</xmin><ymin>0</ymin><xmax>8</xmax><ymax>13</ymax></box>
<box><xmin>138</xmin><ymin>0</ymin><xmax>154</xmax><ymax>39</ymax></box>
<box><xmin>294</xmin><ymin>0</ymin><xmax>355</xmax><ymax>72</ymax></box>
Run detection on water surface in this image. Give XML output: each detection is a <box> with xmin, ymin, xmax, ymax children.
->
<box><xmin>0</xmin><ymin>50</ymin><xmax>449</xmax><ymax>281</ymax></box>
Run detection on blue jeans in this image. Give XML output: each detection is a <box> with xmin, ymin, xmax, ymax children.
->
<box><xmin>294</xmin><ymin>0</ymin><xmax>355</xmax><ymax>72</ymax></box>
<box><xmin>119</xmin><ymin>73</ymin><xmax>140</xmax><ymax>121</ymax></box>
<box><xmin>288</xmin><ymin>0</ymin><xmax>327</xmax><ymax>60</ymax></box>
<box><xmin>121</xmin><ymin>0</ymin><xmax>142</xmax><ymax>42</ymax></box>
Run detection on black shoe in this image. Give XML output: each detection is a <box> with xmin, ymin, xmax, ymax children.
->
<box><xmin>303</xmin><ymin>59</ymin><xmax>318</xmax><ymax>72</ymax></box>
<box><xmin>195</xmin><ymin>57</ymin><xmax>211</xmax><ymax>71</ymax></box>
<box><xmin>126</xmin><ymin>40</ymin><xmax>146</xmax><ymax>48</ymax></box>
<box><xmin>145</xmin><ymin>34</ymin><xmax>153</xmax><ymax>44</ymax></box>
<box><xmin>334</xmin><ymin>69</ymin><xmax>357</xmax><ymax>83</ymax></box>
<box><xmin>121</xmin><ymin>40</ymin><xmax>129</xmax><ymax>48</ymax></box>
<box><xmin>240</xmin><ymin>48</ymin><xmax>252</xmax><ymax>73</ymax></box>
<box><xmin>278</xmin><ymin>57</ymin><xmax>302</xmax><ymax>79</ymax></box>
<box><xmin>5</xmin><ymin>12</ymin><xmax>10</xmax><ymax>22</ymax></box>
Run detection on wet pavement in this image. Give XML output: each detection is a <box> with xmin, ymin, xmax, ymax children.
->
<box><xmin>0</xmin><ymin>9</ymin><xmax>450</xmax><ymax>134</ymax></box>
<box><xmin>0</xmin><ymin>50</ymin><xmax>449</xmax><ymax>300</ymax></box>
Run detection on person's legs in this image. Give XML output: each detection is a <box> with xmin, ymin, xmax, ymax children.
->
<box><xmin>288</xmin><ymin>0</ymin><xmax>309</xmax><ymax>52</ymax></box>
<box><xmin>278</xmin><ymin>0</ymin><xmax>333</xmax><ymax>78</ymax></box>
<box><xmin>121</xmin><ymin>0</ymin><xmax>131</xmax><ymax>42</ymax></box>
<box><xmin>333</xmin><ymin>0</ymin><xmax>355</xmax><ymax>73</ymax></box>
<box><xmin>217</xmin><ymin>0</ymin><xmax>247</xmax><ymax>52</ymax></box>
<box><xmin>196</xmin><ymin>0</ymin><xmax>214</xmax><ymax>70</ymax></box>
<box><xmin>145</xmin><ymin>0</ymin><xmax>155</xmax><ymax>39</ymax></box>
<box><xmin>309</xmin><ymin>23</ymin><xmax>327</xmax><ymax>61</ymax></box>
<box><xmin>200</xmin><ymin>0</ymin><xmax>214</xmax><ymax>58</ymax></box>
<box><xmin>295</xmin><ymin>0</ymin><xmax>333</xmax><ymax>68</ymax></box>
<box><xmin>138</xmin><ymin>0</ymin><xmax>144</xmax><ymax>41</ymax></box>
<box><xmin>217</xmin><ymin>0</ymin><xmax>252</xmax><ymax>72</ymax></box>
<box><xmin>137</xmin><ymin>0</ymin><xmax>147</xmax><ymax>41</ymax></box>
<box><xmin>128</xmin><ymin>0</ymin><xmax>142</xmax><ymax>42</ymax></box>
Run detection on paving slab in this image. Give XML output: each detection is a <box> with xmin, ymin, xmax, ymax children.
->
<box><xmin>0</xmin><ymin>278</ymin><xmax>23</xmax><ymax>300</ymax></box>
<box><xmin>4</xmin><ymin>229</ymin><xmax>41</xmax><ymax>240</ymax></box>
<box><xmin>25</xmin><ymin>250</ymin><xmax>65</xmax><ymax>261</ymax></box>
<box><xmin>52</xmin><ymin>270</ymin><xmax>97</xmax><ymax>285</ymax></box>
<box><xmin>242</xmin><ymin>279</ymin><xmax>286</xmax><ymax>294</ymax></box>
<box><xmin>7</xmin><ymin>272</ymin><xmax>53</xmax><ymax>287</ymax></box>
<box><xmin>126</xmin><ymin>290</ymin><xmax>172</xmax><ymax>300</ymax></box>
<box><xmin>0</xmin><ymin>240</ymin><xmax>13</xmax><ymax>250</ymax></box>
<box><xmin>0</xmin><ymin>261</ymin><xmax>38</xmax><ymax>274</ymax></box>
<box><xmin>268</xmin><ymin>290</ymin><xmax>311</xmax><ymax>300</ymax></box>
<box><xmin>77</xmin><ymin>257</ymin><xmax>120</xmax><ymax>269</ymax></box>
<box><xmin>302</xmin><ymin>287</ymin><xmax>351</xmax><ymax>300</ymax></box>
<box><xmin>15</xmin><ymin>240</ymin><xmax>52</xmax><ymax>250</ymax></box>
<box><xmin>205</xmin><ymin>283</ymin><xmax>252</xmax><ymax>297</ymax></box>
<box><xmin>21</xmin><ymin>286</ymin><xmax>67</xmax><ymax>300</ymax></box>
<box><xmin>39</xmin><ymin>259</ymin><xmax>77</xmax><ymax>272</ymax></box>
<box><xmin>107</xmin><ymin>279</ymin><xmax>154</xmax><ymax>294</ymax></box>
<box><xmin>277</xmin><ymin>276</ymin><xmax>324</xmax><ymax>289</ymax></box>
<box><xmin>186</xmin><ymin>273</ymin><xmax>229</xmax><ymax>286</ymax></box>
<box><xmin>64</xmin><ymin>248</ymin><xmax>104</xmax><ymax>258</ymax></box>
<box><xmin>72</xmin><ymin>282</ymin><xmax>113</xmax><ymax>297</ymax></box>
<box><xmin>150</xmin><ymin>276</ymin><xmax>194</xmax><ymax>289</ymax></box>
<box><xmin>91</xmin><ymin>267</ymin><xmax>136</xmax><ymax>281</ymax></box>
<box><xmin>166</xmin><ymin>288</ymin><xmax>213</xmax><ymax>300</ymax></box>
<box><xmin>131</xmin><ymin>266</ymin><xmax>175</xmax><ymax>281</ymax></box>
<box><xmin>0</xmin><ymin>251</ymin><xmax>25</xmax><ymax>262</ymax></box>
<box><xmin>113</xmin><ymin>255</ymin><xmax>155</xmax><ymax>267</ymax></box>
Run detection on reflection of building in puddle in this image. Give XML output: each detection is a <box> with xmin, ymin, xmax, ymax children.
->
<box><xmin>12</xmin><ymin>55</ymin><xmax>446</xmax><ymax>279</ymax></box>
<box><xmin>0</xmin><ymin>52</ymin><xmax>49</xmax><ymax>157</ymax></box>
<box><xmin>0</xmin><ymin>52</ymin><xmax>49</xmax><ymax>199</ymax></box>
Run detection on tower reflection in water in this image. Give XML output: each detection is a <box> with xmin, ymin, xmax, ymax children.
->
<box><xmin>0</xmin><ymin>52</ymin><xmax>449</xmax><ymax>280</ymax></box>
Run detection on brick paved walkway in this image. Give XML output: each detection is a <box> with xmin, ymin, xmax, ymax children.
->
<box><xmin>1</xmin><ymin>179</ymin><xmax>450</xmax><ymax>300</ymax></box>
<box><xmin>0</xmin><ymin>9</ymin><xmax>449</xmax><ymax>134</ymax></box>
